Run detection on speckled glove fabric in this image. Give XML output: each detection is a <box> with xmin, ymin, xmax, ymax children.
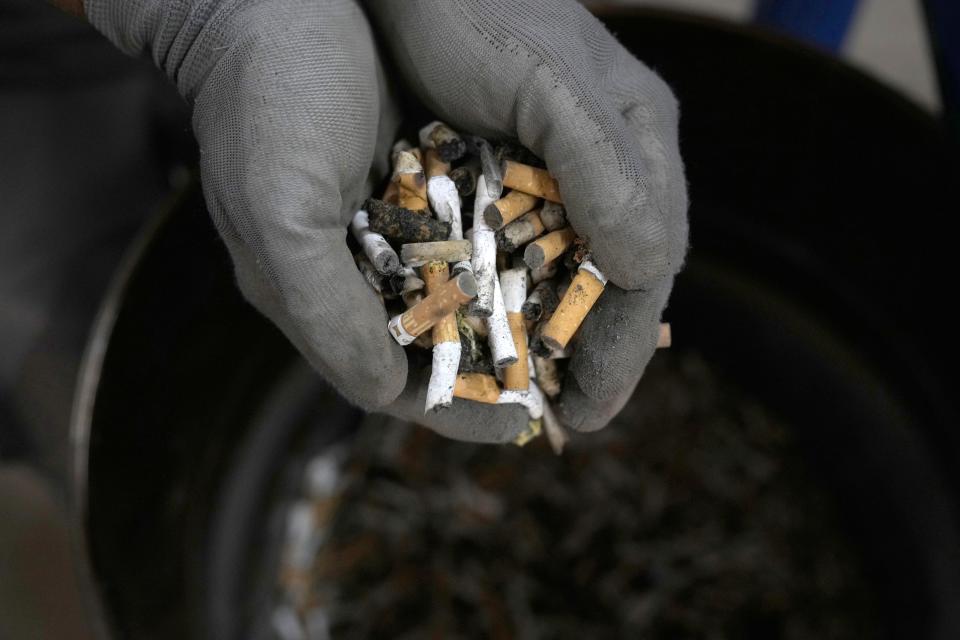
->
<box><xmin>366</xmin><ymin>0</ymin><xmax>689</xmax><ymax>431</ymax></box>
<box><xmin>84</xmin><ymin>0</ymin><xmax>686</xmax><ymax>442</ymax></box>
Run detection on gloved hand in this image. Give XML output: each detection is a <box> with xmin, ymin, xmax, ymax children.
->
<box><xmin>83</xmin><ymin>0</ymin><xmax>686</xmax><ymax>442</ymax></box>
<box><xmin>365</xmin><ymin>0</ymin><xmax>689</xmax><ymax>432</ymax></box>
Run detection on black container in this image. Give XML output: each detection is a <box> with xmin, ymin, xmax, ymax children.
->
<box><xmin>71</xmin><ymin>11</ymin><xmax>960</xmax><ymax>639</ymax></box>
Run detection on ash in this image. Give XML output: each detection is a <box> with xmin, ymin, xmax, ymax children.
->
<box><xmin>275</xmin><ymin>351</ymin><xmax>879</xmax><ymax>639</ymax></box>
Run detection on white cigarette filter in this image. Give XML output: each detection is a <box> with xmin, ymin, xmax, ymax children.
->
<box><xmin>470</xmin><ymin>175</ymin><xmax>498</xmax><ymax>317</ymax></box>
<box><xmin>350</xmin><ymin>209</ymin><xmax>400</xmax><ymax>275</ymax></box>
<box><xmin>427</xmin><ymin>174</ymin><xmax>463</xmax><ymax>240</ymax></box>
<box><xmin>486</xmin><ymin>275</ymin><xmax>518</xmax><ymax>367</ymax></box>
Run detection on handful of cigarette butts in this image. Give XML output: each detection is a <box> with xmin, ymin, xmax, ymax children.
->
<box><xmin>350</xmin><ymin>122</ymin><xmax>671</xmax><ymax>453</ymax></box>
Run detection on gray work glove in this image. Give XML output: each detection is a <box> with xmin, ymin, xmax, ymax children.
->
<box><xmin>366</xmin><ymin>0</ymin><xmax>689</xmax><ymax>432</ymax></box>
<box><xmin>84</xmin><ymin>0</ymin><xmax>686</xmax><ymax>443</ymax></box>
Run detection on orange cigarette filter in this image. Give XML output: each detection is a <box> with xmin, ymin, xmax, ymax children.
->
<box><xmin>453</xmin><ymin>372</ymin><xmax>501</xmax><ymax>404</ymax></box>
<box><xmin>502</xmin><ymin>312</ymin><xmax>530</xmax><ymax>390</ymax></box>
<box><xmin>541</xmin><ymin>261</ymin><xmax>606</xmax><ymax>351</ymax></box>
<box><xmin>501</xmin><ymin>160</ymin><xmax>563</xmax><ymax>203</ymax></box>
<box><xmin>523</xmin><ymin>227</ymin><xmax>576</xmax><ymax>270</ymax></box>
<box><xmin>389</xmin><ymin>272</ymin><xmax>476</xmax><ymax>345</ymax></box>
<box><xmin>483</xmin><ymin>189</ymin><xmax>540</xmax><ymax>229</ymax></box>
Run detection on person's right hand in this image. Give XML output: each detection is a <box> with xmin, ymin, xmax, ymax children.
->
<box><xmin>83</xmin><ymin>0</ymin><xmax>533</xmax><ymax>442</ymax></box>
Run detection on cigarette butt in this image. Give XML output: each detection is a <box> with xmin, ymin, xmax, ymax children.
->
<box><xmin>501</xmin><ymin>159</ymin><xmax>562</xmax><ymax>203</ymax></box>
<box><xmin>485</xmin><ymin>276</ymin><xmax>519</xmax><ymax>367</ymax></box>
<box><xmin>393</xmin><ymin>150</ymin><xmax>429</xmax><ymax>212</ymax></box>
<box><xmin>399</xmin><ymin>275</ymin><xmax>432</xmax><ymax>348</ymax></box>
<box><xmin>388</xmin><ymin>271</ymin><xmax>477</xmax><ymax>345</ymax></box>
<box><xmin>512</xmin><ymin>419</ymin><xmax>542</xmax><ymax>447</ymax></box>
<box><xmin>539</xmin><ymin>201</ymin><xmax>567</xmax><ymax>231</ymax></box>
<box><xmin>426</xmin><ymin>340</ymin><xmax>460</xmax><ymax>411</ymax></box>
<box><xmin>350</xmin><ymin>209</ymin><xmax>400</xmax><ymax>275</ymax></box>
<box><xmin>423</xmin><ymin>148</ymin><xmax>450</xmax><ymax>179</ymax></box>
<box><xmin>657</xmin><ymin>322</ymin><xmax>672</xmax><ymax>349</ymax></box>
<box><xmin>499</xmin><ymin>268</ymin><xmax>529</xmax><ymax>390</ymax></box>
<box><xmin>521</xmin><ymin>279</ymin><xmax>559</xmax><ymax>322</ymax></box>
<box><xmin>540</xmin><ymin>260</ymin><xmax>607</xmax><ymax>351</ymax></box>
<box><xmin>532</xmin><ymin>355</ymin><xmax>561</xmax><ymax>398</ymax></box>
<box><xmin>418</xmin><ymin>121</ymin><xmax>467</xmax><ymax>163</ymax></box>
<box><xmin>426</xmin><ymin>172</ymin><xmax>463</xmax><ymax>240</ymax></box>
<box><xmin>453</xmin><ymin>372</ymin><xmax>500</xmax><ymax>404</ymax></box>
<box><xmin>479</xmin><ymin>140</ymin><xmax>503</xmax><ymax>198</ymax></box>
<box><xmin>449</xmin><ymin>162</ymin><xmax>479</xmax><ymax>198</ymax></box>
<box><xmin>469</xmin><ymin>176</ymin><xmax>498</xmax><ymax>317</ymax></box>
<box><xmin>423</xmin><ymin>261</ymin><xmax>461</xmax><ymax>412</ymax></box>
<box><xmin>401</xmin><ymin>240</ymin><xmax>472</xmax><ymax>267</ymax></box>
<box><xmin>365</xmin><ymin>198</ymin><xmax>451</xmax><ymax>242</ymax></box>
<box><xmin>495</xmin><ymin>209</ymin><xmax>545</xmax><ymax>252</ymax></box>
<box><xmin>523</xmin><ymin>227</ymin><xmax>576</xmax><ymax>270</ymax></box>
<box><xmin>483</xmin><ymin>190</ymin><xmax>540</xmax><ymax>229</ymax></box>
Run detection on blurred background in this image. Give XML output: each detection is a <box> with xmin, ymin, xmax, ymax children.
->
<box><xmin>1</xmin><ymin>0</ymin><xmax>958</xmax><ymax>638</ymax></box>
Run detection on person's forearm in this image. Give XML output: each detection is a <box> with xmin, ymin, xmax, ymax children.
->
<box><xmin>49</xmin><ymin>0</ymin><xmax>84</xmax><ymax>18</ymax></box>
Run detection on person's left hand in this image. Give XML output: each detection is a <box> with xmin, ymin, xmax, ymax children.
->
<box><xmin>366</xmin><ymin>0</ymin><xmax>689</xmax><ymax>432</ymax></box>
